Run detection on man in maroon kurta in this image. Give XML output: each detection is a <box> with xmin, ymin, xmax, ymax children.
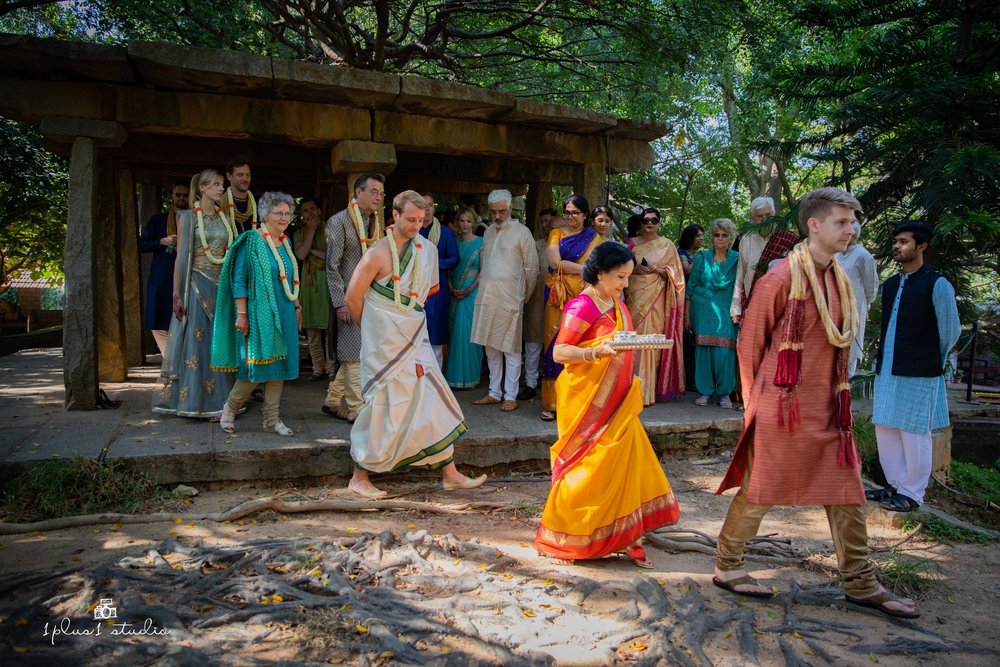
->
<box><xmin>713</xmin><ymin>187</ymin><xmax>918</xmax><ymax>619</ymax></box>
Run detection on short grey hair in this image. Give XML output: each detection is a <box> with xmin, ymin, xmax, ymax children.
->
<box><xmin>750</xmin><ymin>196</ymin><xmax>775</xmax><ymax>215</ymax></box>
<box><xmin>487</xmin><ymin>189</ymin><xmax>512</xmax><ymax>206</ymax></box>
<box><xmin>712</xmin><ymin>217</ymin><xmax>737</xmax><ymax>239</ymax></box>
<box><xmin>258</xmin><ymin>191</ymin><xmax>295</xmax><ymax>219</ymax></box>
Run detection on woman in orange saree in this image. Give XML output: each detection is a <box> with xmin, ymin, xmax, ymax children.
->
<box><xmin>535</xmin><ymin>242</ymin><xmax>681</xmax><ymax>567</ymax></box>
<box><xmin>626</xmin><ymin>208</ymin><xmax>686</xmax><ymax>404</ymax></box>
<box><xmin>540</xmin><ymin>194</ymin><xmax>604</xmax><ymax>421</ymax></box>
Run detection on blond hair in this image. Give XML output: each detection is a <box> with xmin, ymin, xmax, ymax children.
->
<box><xmin>392</xmin><ymin>190</ymin><xmax>426</xmax><ymax>214</ymax></box>
<box><xmin>798</xmin><ymin>187</ymin><xmax>862</xmax><ymax>229</ymax></box>
<box><xmin>190</xmin><ymin>168</ymin><xmax>224</xmax><ymax>201</ymax></box>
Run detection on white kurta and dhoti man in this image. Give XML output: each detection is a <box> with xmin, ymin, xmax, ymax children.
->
<box><xmin>350</xmin><ymin>239</ymin><xmax>469</xmax><ymax>471</ymax></box>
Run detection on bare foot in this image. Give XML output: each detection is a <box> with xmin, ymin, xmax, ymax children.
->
<box><xmin>441</xmin><ymin>463</ymin><xmax>487</xmax><ymax>490</ymax></box>
<box><xmin>713</xmin><ymin>567</ymin><xmax>774</xmax><ymax>596</ymax></box>
<box><xmin>348</xmin><ymin>478</ymin><xmax>386</xmax><ymax>499</ymax></box>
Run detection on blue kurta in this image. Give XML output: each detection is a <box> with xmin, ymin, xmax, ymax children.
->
<box><xmin>420</xmin><ymin>222</ymin><xmax>460</xmax><ymax>346</ymax></box>
<box><xmin>231</xmin><ymin>234</ymin><xmax>300</xmax><ymax>382</ymax></box>
<box><xmin>139</xmin><ymin>212</ymin><xmax>176</xmax><ymax>330</ymax></box>
<box><xmin>873</xmin><ymin>272</ymin><xmax>961</xmax><ymax>433</ymax></box>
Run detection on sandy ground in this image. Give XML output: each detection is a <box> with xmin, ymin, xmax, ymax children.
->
<box><xmin>1</xmin><ymin>457</ymin><xmax>998</xmax><ymax>666</ymax></box>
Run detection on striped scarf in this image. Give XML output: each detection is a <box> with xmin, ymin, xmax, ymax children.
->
<box><xmin>774</xmin><ymin>242</ymin><xmax>860</xmax><ymax>467</ymax></box>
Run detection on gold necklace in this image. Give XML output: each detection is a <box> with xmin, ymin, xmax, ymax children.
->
<box><xmin>587</xmin><ymin>288</ymin><xmax>613</xmax><ymax>313</ymax></box>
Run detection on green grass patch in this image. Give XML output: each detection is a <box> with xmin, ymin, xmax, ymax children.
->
<box><xmin>0</xmin><ymin>457</ymin><xmax>170</xmax><ymax>523</ymax></box>
<box><xmin>900</xmin><ymin>514</ymin><xmax>996</xmax><ymax>544</ymax></box>
<box><xmin>949</xmin><ymin>461</ymin><xmax>1000</xmax><ymax>506</ymax></box>
<box><xmin>853</xmin><ymin>413</ymin><xmax>879</xmax><ymax>480</ymax></box>
<box><xmin>872</xmin><ymin>549</ymin><xmax>943</xmax><ymax>600</ymax></box>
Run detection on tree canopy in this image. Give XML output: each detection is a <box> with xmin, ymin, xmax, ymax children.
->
<box><xmin>1</xmin><ymin>0</ymin><xmax>998</xmax><ymax>334</ymax></box>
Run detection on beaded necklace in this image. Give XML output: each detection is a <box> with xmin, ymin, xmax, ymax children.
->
<box><xmin>194</xmin><ymin>201</ymin><xmax>237</xmax><ymax>265</ymax></box>
<box><xmin>387</xmin><ymin>227</ymin><xmax>422</xmax><ymax>312</ymax></box>
<box><xmin>260</xmin><ymin>226</ymin><xmax>300</xmax><ymax>301</ymax></box>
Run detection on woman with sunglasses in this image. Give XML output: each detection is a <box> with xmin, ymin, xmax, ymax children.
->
<box><xmin>540</xmin><ymin>194</ymin><xmax>604</xmax><ymax>421</ymax></box>
<box><xmin>625</xmin><ymin>207</ymin><xmax>687</xmax><ymax>405</ymax></box>
<box><xmin>685</xmin><ymin>218</ymin><xmax>740</xmax><ymax>408</ymax></box>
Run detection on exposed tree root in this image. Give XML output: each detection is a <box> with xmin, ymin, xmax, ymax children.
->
<box><xmin>1</xmin><ymin>530</ymin><xmax>996</xmax><ymax>665</ymax></box>
<box><xmin>0</xmin><ymin>497</ymin><xmax>511</xmax><ymax>534</ymax></box>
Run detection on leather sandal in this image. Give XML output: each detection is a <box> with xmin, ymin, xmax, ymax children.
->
<box><xmin>540</xmin><ymin>410</ymin><xmax>556</xmax><ymax>421</ymax></box>
<box><xmin>473</xmin><ymin>395</ymin><xmax>502</xmax><ymax>406</ymax></box>
<box><xmin>220</xmin><ymin>405</ymin><xmax>236</xmax><ymax>434</ymax></box>
<box><xmin>865</xmin><ymin>486</ymin><xmax>896</xmax><ymax>502</ymax></box>
<box><xmin>625</xmin><ymin>544</ymin><xmax>654</xmax><ymax>569</ymax></box>
<box><xmin>712</xmin><ymin>573</ymin><xmax>776</xmax><ymax>598</ymax></box>
<box><xmin>266</xmin><ymin>421</ymin><xmax>294</xmax><ymax>437</ymax></box>
<box><xmin>845</xmin><ymin>589</ymin><xmax>920</xmax><ymax>619</ymax></box>
<box><xmin>500</xmin><ymin>400</ymin><xmax>518</xmax><ymax>412</ymax></box>
<box><xmin>880</xmin><ymin>494</ymin><xmax>919</xmax><ymax>512</ymax></box>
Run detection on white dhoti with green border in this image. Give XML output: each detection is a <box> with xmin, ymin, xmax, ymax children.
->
<box><xmin>350</xmin><ymin>240</ymin><xmax>468</xmax><ymax>471</ymax></box>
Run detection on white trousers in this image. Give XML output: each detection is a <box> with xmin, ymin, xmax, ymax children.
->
<box><xmin>151</xmin><ymin>329</ymin><xmax>169</xmax><ymax>360</ymax></box>
<box><xmin>485</xmin><ymin>346</ymin><xmax>522</xmax><ymax>401</ymax></box>
<box><xmin>875</xmin><ymin>424</ymin><xmax>933</xmax><ymax>504</ymax></box>
<box><xmin>432</xmin><ymin>344</ymin><xmax>444</xmax><ymax>370</ymax></box>
<box><xmin>523</xmin><ymin>341</ymin><xmax>542</xmax><ymax>389</ymax></box>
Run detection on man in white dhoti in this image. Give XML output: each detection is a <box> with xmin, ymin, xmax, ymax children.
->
<box><xmin>345</xmin><ymin>190</ymin><xmax>487</xmax><ymax>498</ymax></box>
<box><xmin>470</xmin><ymin>189</ymin><xmax>540</xmax><ymax>412</ymax></box>
<box><xmin>836</xmin><ymin>221</ymin><xmax>879</xmax><ymax>376</ymax></box>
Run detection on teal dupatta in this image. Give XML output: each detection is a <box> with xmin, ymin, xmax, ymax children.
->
<box><xmin>211</xmin><ymin>231</ymin><xmax>289</xmax><ymax>371</ymax></box>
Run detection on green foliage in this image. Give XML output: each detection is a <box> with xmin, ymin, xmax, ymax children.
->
<box><xmin>853</xmin><ymin>413</ymin><xmax>879</xmax><ymax>480</ymax></box>
<box><xmin>872</xmin><ymin>548</ymin><xmax>943</xmax><ymax>600</ymax></box>
<box><xmin>0</xmin><ymin>457</ymin><xmax>169</xmax><ymax>522</ymax></box>
<box><xmin>949</xmin><ymin>461</ymin><xmax>1000</xmax><ymax>506</ymax></box>
<box><xmin>0</xmin><ymin>118</ymin><xmax>67</xmax><ymax>284</ymax></box>
<box><xmin>900</xmin><ymin>513</ymin><xmax>996</xmax><ymax>544</ymax></box>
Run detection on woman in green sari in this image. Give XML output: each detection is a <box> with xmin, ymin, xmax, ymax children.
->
<box><xmin>685</xmin><ymin>218</ymin><xmax>739</xmax><ymax>408</ymax></box>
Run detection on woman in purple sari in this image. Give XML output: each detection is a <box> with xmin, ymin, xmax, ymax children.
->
<box><xmin>540</xmin><ymin>194</ymin><xmax>605</xmax><ymax>420</ymax></box>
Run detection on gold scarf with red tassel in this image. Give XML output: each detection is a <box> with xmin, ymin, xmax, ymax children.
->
<box><xmin>774</xmin><ymin>243</ymin><xmax>859</xmax><ymax>466</ymax></box>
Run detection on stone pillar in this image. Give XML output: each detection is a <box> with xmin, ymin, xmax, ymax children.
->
<box><xmin>331</xmin><ymin>140</ymin><xmax>397</xmax><ymax>226</ymax></box>
<box><xmin>63</xmin><ymin>137</ymin><xmax>99</xmax><ymax>410</ymax></box>
<box><xmin>573</xmin><ymin>162</ymin><xmax>607</xmax><ymax>210</ymax></box>
<box><xmin>95</xmin><ymin>157</ymin><xmax>127</xmax><ymax>382</ymax></box>
<box><xmin>524</xmin><ymin>182</ymin><xmax>553</xmax><ymax>238</ymax></box>
<box><xmin>118</xmin><ymin>169</ymin><xmax>143</xmax><ymax>367</ymax></box>
<box><xmin>40</xmin><ymin>116</ymin><xmax>127</xmax><ymax>408</ymax></box>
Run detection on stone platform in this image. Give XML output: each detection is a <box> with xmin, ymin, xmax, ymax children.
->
<box><xmin>2</xmin><ymin>349</ymin><xmax>998</xmax><ymax>486</ymax></box>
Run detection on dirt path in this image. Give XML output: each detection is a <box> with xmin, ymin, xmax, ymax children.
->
<box><xmin>1</xmin><ymin>458</ymin><xmax>998</xmax><ymax>665</ymax></box>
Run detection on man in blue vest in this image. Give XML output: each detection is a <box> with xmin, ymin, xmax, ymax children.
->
<box><xmin>869</xmin><ymin>221</ymin><xmax>960</xmax><ymax>512</ymax></box>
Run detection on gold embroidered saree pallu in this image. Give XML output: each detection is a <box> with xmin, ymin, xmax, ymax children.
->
<box><xmin>534</xmin><ymin>297</ymin><xmax>680</xmax><ymax>560</ymax></box>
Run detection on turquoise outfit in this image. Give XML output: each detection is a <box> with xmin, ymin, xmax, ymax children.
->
<box><xmin>687</xmin><ymin>248</ymin><xmax>739</xmax><ymax>398</ymax></box>
<box><xmin>444</xmin><ymin>236</ymin><xmax>484</xmax><ymax>389</ymax></box>
<box><xmin>213</xmin><ymin>230</ymin><xmax>300</xmax><ymax>382</ymax></box>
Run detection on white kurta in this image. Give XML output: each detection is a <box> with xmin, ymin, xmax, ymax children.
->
<box><xmin>471</xmin><ymin>218</ymin><xmax>539</xmax><ymax>354</ymax></box>
<box><xmin>350</xmin><ymin>240</ymin><xmax>468</xmax><ymax>472</ymax></box>
<box><xmin>730</xmin><ymin>231</ymin><xmax>767</xmax><ymax>318</ymax></box>
<box><xmin>836</xmin><ymin>242</ymin><xmax>879</xmax><ymax>376</ymax></box>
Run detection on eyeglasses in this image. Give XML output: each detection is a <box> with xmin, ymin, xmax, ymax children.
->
<box><xmin>270</xmin><ymin>211</ymin><xmax>293</xmax><ymax>218</ymax></box>
<box><xmin>563</xmin><ymin>210</ymin><xmax>583</xmax><ymax>217</ymax></box>
<box><xmin>642</xmin><ymin>217</ymin><xmax>659</xmax><ymax>223</ymax></box>
<box><xmin>363</xmin><ymin>189</ymin><xmax>385</xmax><ymax>198</ymax></box>
<box><xmin>713</xmin><ymin>232</ymin><xmax>730</xmax><ymax>238</ymax></box>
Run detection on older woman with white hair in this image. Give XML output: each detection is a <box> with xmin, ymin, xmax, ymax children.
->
<box><xmin>212</xmin><ymin>191</ymin><xmax>302</xmax><ymax>435</ymax></box>
<box><xmin>836</xmin><ymin>220</ymin><xmax>879</xmax><ymax>376</ymax></box>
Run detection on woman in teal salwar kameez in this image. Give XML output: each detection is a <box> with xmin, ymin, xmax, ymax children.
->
<box><xmin>444</xmin><ymin>208</ymin><xmax>484</xmax><ymax>389</ymax></box>
<box><xmin>213</xmin><ymin>192</ymin><xmax>301</xmax><ymax>436</ymax></box>
<box><xmin>685</xmin><ymin>218</ymin><xmax>739</xmax><ymax>408</ymax></box>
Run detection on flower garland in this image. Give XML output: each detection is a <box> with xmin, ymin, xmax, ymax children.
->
<box><xmin>349</xmin><ymin>200</ymin><xmax>382</xmax><ymax>254</ymax></box>
<box><xmin>387</xmin><ymin>227</ymin><xmax>421</xmax><ymax>312</ymax></box>
<box><xmin>226</xmin><ymin>188</ymin><xmax>257</xmax><ymax>230</ymax></box>
<box><xmin>260</xmin><ymin>228</ymin><xmax>300</xmax><ymax>301</ymax></box>
<box><xmin>194</xmin><ymin>202</ymin><xmax>237</xmax><ymax>265</ymax></box>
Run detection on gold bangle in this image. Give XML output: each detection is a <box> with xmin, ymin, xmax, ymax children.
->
<box><xmin>236</xmin><ymin>311</ymin><xmax>248</xmax><ymax>315</ymax></box>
